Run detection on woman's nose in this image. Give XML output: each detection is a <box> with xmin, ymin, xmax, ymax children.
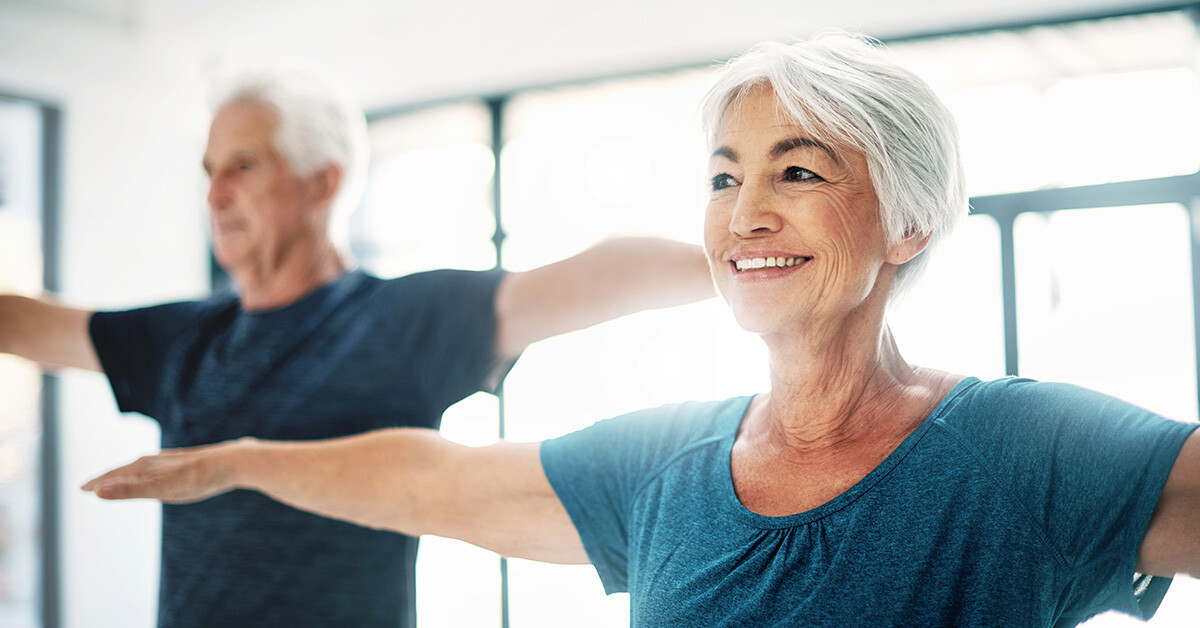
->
<box><xmin>728</xmin><ymin>183</ymin><xmax>783</xmax><ymax>237</ymax></box>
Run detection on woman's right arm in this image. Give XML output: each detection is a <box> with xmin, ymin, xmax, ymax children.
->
<box><xmin>82</xmin><ymin>428</ymin><xmax>590</xmax><ymax>565</ymax></box>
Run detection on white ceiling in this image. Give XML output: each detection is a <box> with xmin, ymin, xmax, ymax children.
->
<box><xmin>1</xmin><ymin>0</ymin><xmax>1191</xmax><ymax>108</ymax></box>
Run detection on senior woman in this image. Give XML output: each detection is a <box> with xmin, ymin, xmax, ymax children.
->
<box><xmin>85</xmin><ymin>31</ymin><xmax>1199</xmax><ymax>626</ymax></box>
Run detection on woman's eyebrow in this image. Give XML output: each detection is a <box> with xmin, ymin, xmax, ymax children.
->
<box><xmin>771</xmin><ymin>136</ymin><xmax>837</xmax><ymax>161</ymax></box>
<box><xmin>711</xmin><ymin>137</ymin><xmax>837</xmax><ymax>164</ymax></box>
<box><xmin>711</xmin><ymin>146</ymin><xmax>738</xmax><ymax>162</ymax></box>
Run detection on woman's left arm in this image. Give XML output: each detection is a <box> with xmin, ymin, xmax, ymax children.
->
<box><xmin>1138</xmin><ymin>430</ymin><xmax>1200</xmax><ymax>577</ymax></box>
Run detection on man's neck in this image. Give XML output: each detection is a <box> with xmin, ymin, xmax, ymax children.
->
<box><xmin>231</xmin><ymin>246</ymin><xmax>350</xmax><ymax>312</ymax></box>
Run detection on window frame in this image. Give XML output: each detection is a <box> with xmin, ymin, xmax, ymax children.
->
<box><xmin>0</xmin><ymin>89</ymin><xmax>63</xmax><ymax>628</ymax></box>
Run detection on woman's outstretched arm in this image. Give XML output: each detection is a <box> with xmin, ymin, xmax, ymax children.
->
<box><xmin>83</xmin><ymin>428</ymin><xmax>589</xmax><ymax>565</ymax></box>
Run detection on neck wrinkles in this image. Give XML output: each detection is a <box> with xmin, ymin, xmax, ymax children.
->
<box><xmin>230</xmin><ymin>237</ymin><xmax>350</xmax><ymax>311</ymax></box>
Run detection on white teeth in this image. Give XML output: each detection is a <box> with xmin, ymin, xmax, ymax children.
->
<box><xmin>734</xmin><ymin>256</ymin><xmax>806</xmax><ymax>271</ymax></box>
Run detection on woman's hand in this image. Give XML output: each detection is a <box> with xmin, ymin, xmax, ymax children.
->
<box><xmin>82</xmin><ymin>439</ymin><xmax>249</xmax><ymax>504</ymax></box>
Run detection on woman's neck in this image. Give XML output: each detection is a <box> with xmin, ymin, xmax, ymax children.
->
<box><xmin>746</xmin><ymin>298</ymin><xmax>959</xmax><ymax>460</ymax></box>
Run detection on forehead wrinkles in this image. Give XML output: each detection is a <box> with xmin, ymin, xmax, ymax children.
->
<box><xmin>716</xmin><ymin>87</ymin><xmax>856</xmax><ymax>167</ymax></box>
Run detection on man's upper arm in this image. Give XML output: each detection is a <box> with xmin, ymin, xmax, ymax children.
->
<box><xmin>1138</xmin><ymin>429</ymin><xmax>1200</xmax><ymax>577</ymax></box>
<box><xmin>0</xmin><ymin>294</ymin><xmax>100</xmax><ymax>372</ymax></box>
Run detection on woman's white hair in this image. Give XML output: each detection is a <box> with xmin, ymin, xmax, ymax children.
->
<box><xmin>211</xmin><ymin>67</ymin><xmax>369</xmax><ymax>251</ymax></box>
<box><xmin>701</xmin><ymin>30</ymin><xmax>968</xmax><ymax>299</ymax></box>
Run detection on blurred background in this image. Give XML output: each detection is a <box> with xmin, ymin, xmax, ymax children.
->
<box><xmin>2</xmin><ymin>0</ymin><xmax>1200</xmax><ymax>626</ymax></box>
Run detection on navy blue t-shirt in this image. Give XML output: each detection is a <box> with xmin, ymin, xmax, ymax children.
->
<box><xmin>90</xmin><ymin>268</ymin><xmax>506</xmax><ymax>628</ymax></box>
<box><xmin>542</xmin><ymin>377</ymin><xmax>1197</xmax><ymax>627</ymax></box>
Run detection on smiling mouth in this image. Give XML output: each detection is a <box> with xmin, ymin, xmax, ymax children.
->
<box><xmin>733</xmin><ymin>256</ymin><xmax>811</xmax><ymax>272</ymax></box>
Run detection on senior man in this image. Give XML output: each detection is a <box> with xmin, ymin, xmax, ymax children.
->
<box><xmin>0</xmin><ymin>71</ymin><xmax>713</xmax><ymax>627</ymax></box>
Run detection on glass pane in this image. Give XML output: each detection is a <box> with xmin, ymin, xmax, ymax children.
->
<box><xmin>890</xmin><ymin>10</ymin><xmax>1200</xmax><ymax>197</ymax></box>
<box><xmin>363</xmin><ymin>103</ymin><xmax>503</xmax><ymax>628</ymax></box>
<box><xmin>501</xmin><ymin>69</ymin><xmax>716</xmax><ymax>269</ymax></box>
<box><xmin>939</xmin><ymin>84</ymin><xmax>1048</xmax><ymax>197</ymax></box>
<box><xmin>1015</xmin><ymin>204</ymin><xmax>1197</xmax><ymax>421</ymax></box>
<box><xmin>0</xmin><ymin>98</ymin><xmax>44</xmax><ymax>628</ymax></box>
<box><xmin>358</xmin><ymin>101</ymin><xmax>497</xmax><ymax>277</ymax></box>
<box><xmin>890</xmin><ymin>214</ymin><xmax>1005</xmax><ymax>380</ymax></box>
<box><xmin>500</xmin><ymin>70</ymin><xmax>768</xmax><ymax>628</ymax></box>
<box><xmin>1046</xmin><ymin>68</ymin><xmax>1200</xmax><ymax>187</ymax></box>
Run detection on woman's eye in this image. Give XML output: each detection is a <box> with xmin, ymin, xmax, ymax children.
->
<box><xmin>711</xmin><ymin>173</ymin><xmax>738</xmax><ymax>191</ymax></box>
<box><xmin>784</xmin><ymin>166</ymin><xmax>820</xmax><ymax>182</ymax></box>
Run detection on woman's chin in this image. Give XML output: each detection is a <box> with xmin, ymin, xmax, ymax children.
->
<box><xmin>728</xmin><ymin>307</ymin><xmax>792</xmax><ymax>337</ymax></box>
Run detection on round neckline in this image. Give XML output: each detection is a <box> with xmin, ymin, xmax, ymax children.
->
<box><xmin>719</xmin><ymin>376</ymin><xmax>980</xmax><ymax>529</ymax></box>
<box><xmin>238</xmin><ymin>269</ymin><xmax>368</xmax><ymax>319</ymax></box>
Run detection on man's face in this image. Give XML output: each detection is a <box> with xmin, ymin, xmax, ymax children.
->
<box><xmin>202</xmin><ymin>102</ymin><xmax>325</xmax><ymax>273</ymax></box>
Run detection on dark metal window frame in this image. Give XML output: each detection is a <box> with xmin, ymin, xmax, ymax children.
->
<box><xmin>971</xmin><ymin>173</ymin><xmax>1200</xmax><ymax>390</ymax></box>
<box><xmin>0</xmin><ymin>89</ymin><xmax>63</xmax><ymax>628</ymax></box>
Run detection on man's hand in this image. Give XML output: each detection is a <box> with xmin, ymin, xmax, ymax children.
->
<box><xmin>82</xmin><ymin>440</ymin><xmax>246</xmax><ymax>504</ymax></box>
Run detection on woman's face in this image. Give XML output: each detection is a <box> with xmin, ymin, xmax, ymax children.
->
<box><xmin>704</xmin><ymin>86</ymin><xmax>911</xmax><ymax>337</ymax></box>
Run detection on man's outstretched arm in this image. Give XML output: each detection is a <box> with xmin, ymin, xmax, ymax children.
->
<box><xmin>82</xmin><ymin>428</ymin><xmax>589</xmax><ymax>564</ymax></box>
<box><xmin>0</xmin><ymin>294</ymin><xmax>101</xmax><ymax>371</ymax></box>
<box><xmin>494</xmin><ymin>237</ymin><xmax>714</xmax><ymax>360</ymax></box>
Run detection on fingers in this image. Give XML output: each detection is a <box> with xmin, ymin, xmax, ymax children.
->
<box><xmin>81</xmin><ymin>457</ymin><xmax>163</xmax><ymax>500</ymax></box>
<box><xmin>85</xmin><ymin>478</ymin><xmax>138</xmax><ymax>500</ymax></box>
<box><xmin>80</xmin><ymin>453</ymin><xmax>215</xmax><ymax>504</ymax></box>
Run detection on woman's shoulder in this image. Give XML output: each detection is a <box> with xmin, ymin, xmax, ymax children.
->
<box><xmin>946</xmin><ymin>376</ymin><xmax>1139</xmax><ymax>416</ymax></box>
<box><xmin>934</xmin><ymin>376</ymin><xmax>1189</xmax><ymax>453</ymax></box>
<box><xmin>545</xmin><ymin>396</ymin><xmax>753</xmax><ymax>468</ymax></box>
<box><xmin>587</xmin><ymin>396</ymin><xmax>753</xmax><ymax>442</ymax></box>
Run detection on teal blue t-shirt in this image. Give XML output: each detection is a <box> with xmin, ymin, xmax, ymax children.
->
<box><xmin>540</xmin><ymin>377</ymin><xmax>1197</xmax><ymax>627</ymax></box>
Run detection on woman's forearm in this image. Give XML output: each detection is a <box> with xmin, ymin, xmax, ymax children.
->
<box><xmin>84</xmin><ymin>427</ymin><xmax>586</xmax><ymax>562</ymax></box>
<box><xmin>236</xmin><ymin>428</ymin><xmax>450</xmax><ymax>534</ymax></box>
<box><xmin>85</xmin><ymin>427</ymin><xmax>454</xmax><ymax>536</ymax></box>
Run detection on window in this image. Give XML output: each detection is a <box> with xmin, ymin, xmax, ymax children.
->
<box><xmin>0</xmin><ymin>96</ymin><xmax>54</xmax><ymax>628</ymax></box>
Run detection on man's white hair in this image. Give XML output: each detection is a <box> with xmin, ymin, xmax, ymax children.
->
<box><xmin>211</xmin><ymin>67</ymin><xmax>369</xmax><ymax>251</ymax></box>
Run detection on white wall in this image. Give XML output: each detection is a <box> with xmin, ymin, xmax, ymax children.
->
<box><xmin>0</xmin><ymin>0</ymin><xmax>1178</xmax><ymax>625</ymax></box>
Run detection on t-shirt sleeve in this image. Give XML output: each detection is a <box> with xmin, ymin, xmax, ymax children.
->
<box><xmin>397</xmin><ymin>269</ymin><xmax>507</xmax><ymax>413</ymax></box>
<box><xmin>89</xmin><ymin>300</ymin><xmax>219</xmax><ymax>418</ymax></box>
<box><xmin>540</xmin><ymin>401</ymin><xmax>721</xmax><ymax>594</ymax></box>
<box><xmin>969</xmin><ymin>379</ymin><xmax>1198</xmax><ymax>621</ymax></box>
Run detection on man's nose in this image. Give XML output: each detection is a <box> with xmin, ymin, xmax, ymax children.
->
<box><xmin>207</xmin><ymin>174</ymin><xmax>230</xmax><ymax>210</ymax></box>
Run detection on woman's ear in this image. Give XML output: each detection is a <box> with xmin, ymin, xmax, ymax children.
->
<box><xmin>885</xmin><ymin>230</ymin><xmax>932</xmax><ymax>265</ymax></box>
